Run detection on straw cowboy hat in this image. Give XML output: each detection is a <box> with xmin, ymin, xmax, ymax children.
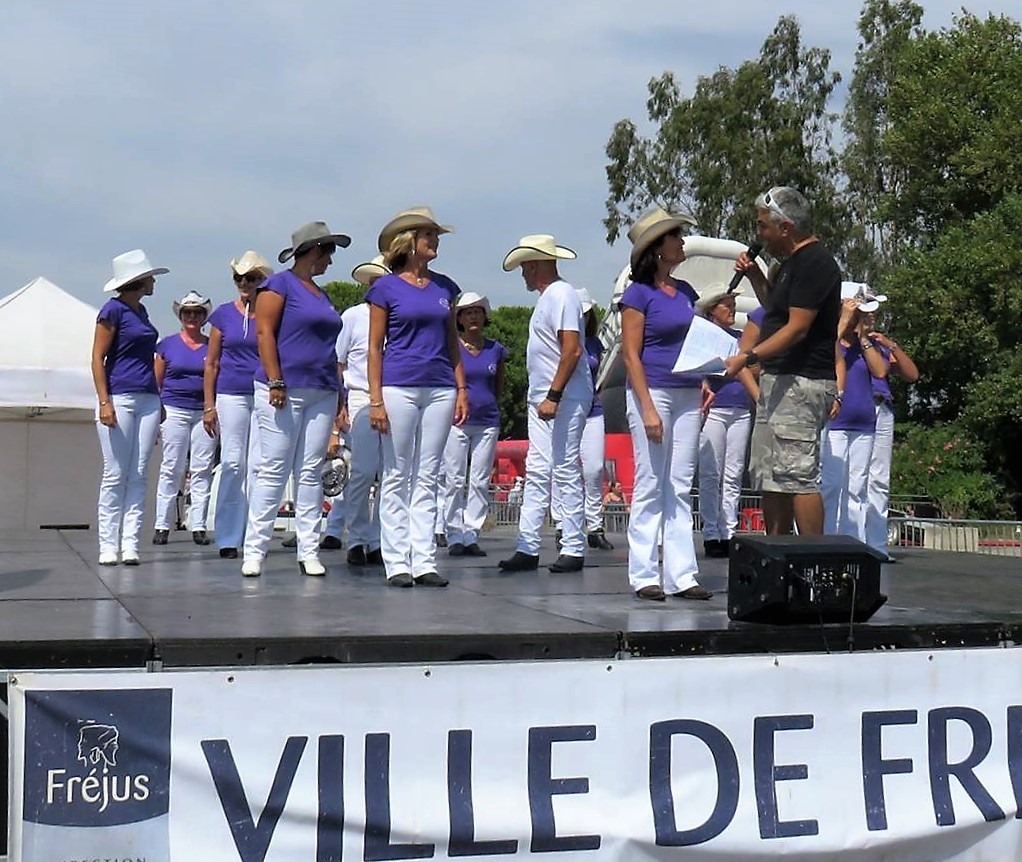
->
<box><xmin>455</xmin><ymin>291</ymin><xmax>491</xmax><ymax>322</ymax></box>
<box><xmin>172</xmin><ymin>290</ymin><xmax>213</xmax><ymax>317</ymax></box>
<box><xmin>351</xmin><ymin>254</ymin><xmax>390</xmax><ymax>286</ymax></box>
<box><xmin>230</xmin><ymin>250</ymin><xmax>274</xmax><ymax>277</ymax></box>
<box><xmin>841</xmin><ymin>281</ymin><xmax>888</xmax><ymax>313</ymax></box>
<box><xmin>695</xmin><ymin>283</ymin><xmax>743</xmax><ymax>314</ymax></box>
<box><xmin>278</xmin><ymin>221</ymin><xmax>352</xmax><ymax>264</ymax></box>
<box><xmin>575</xmin><ymin>286</ymin><xmax>595</xmax><ymax>314</ymax></box>
<box><xmin>502</xmin><ymin>235</ymin><xmax>577</xmax><ymax>271</ymax></box>
<box><xmin>377</xmin><ymin>207</ymin><xmax>454</xmax><ymax>253</ymax></box>
<box><xmin>103</xmin><ymin>249</ymin><xmax>169</xmax><ymax>293</ymax></box>
<box><xmin>627</xmin><ymin>206</ymin><xmax>698</xmax><ymax>265</ymax></box>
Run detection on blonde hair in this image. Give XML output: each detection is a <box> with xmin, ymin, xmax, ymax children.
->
<box><xmin>382</xmin><ymin>229</ymin><xmax>417</xmax><ymax>272</ymax></box>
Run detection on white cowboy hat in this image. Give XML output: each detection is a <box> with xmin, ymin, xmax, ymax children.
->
<box><xmin>351</xmin><ymin>254</ymin><xmax>390</xmax><ymax>286</ymax></box>
<box><xmin>377</xmin><ymin>206</ymin><xmax>454</xmax><ymax>253</ymax></box>
<box><xmin>575</xmin><ymin>287</ymin><xmax>595</xmax><ymax>314</ymax></box>
<box><xmin>172</xmin><ymin>290</ymin><xmax>213</xmax><ymax>317</ymax></box>
<box><xmin>695</xmin><ymin>283</ymin><xmax>743</xmax><ymax>314</ymax></box>
<box><xmin>103</xmin><ymin>249</ymin><xmax>169</xmax><ymax>293</ymax></box>
<box><xmin>627</xmin><ymin>206</ymin><xmax>698</xmax><ymax>265</ymax></box>
<box><xmin>278</xmin><ymin>221</ymin><xmax>352</xmax><ymax>264</ymax></box>
<box><xmin>455</xmin><ymin>291</ymin><xmax>491</xmax><ymax>321</ymax></box>
<box><xmin>230</xmin><ymin>250</ymin><xmax>274</xmax><ymax>277</ymax></box>
<box><xmin>841</xmin><ymin>281</ymin><xmax>888</xmax><ymax>313</ymax></box>
<box><xmin>502</xmin><ymin>234</ymin><xmax>577</xmax><ymax>271</ymax></box>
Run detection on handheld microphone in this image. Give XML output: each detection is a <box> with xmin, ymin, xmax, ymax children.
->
<box><xmin>728</xmin><ymin>241</ymin><xmax>763</xmax><ymax>292</ymax></box>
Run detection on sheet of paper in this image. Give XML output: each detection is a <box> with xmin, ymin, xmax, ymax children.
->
<box><xmin>672</xmin><ymin>315</ymin><xmax>740</xmax><ymax>376</ymax></box>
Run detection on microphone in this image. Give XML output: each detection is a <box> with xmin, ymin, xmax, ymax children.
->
<box><xmin>728</xmin><ymin>242</ymin><xmax>763</xmax><ymax>292</ymax></box>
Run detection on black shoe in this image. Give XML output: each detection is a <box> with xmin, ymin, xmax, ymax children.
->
<box><xmin>219</xmin><ymin>547</ymin><xmax>238</xmax><ymax>559</ymax></box>
<box><xmin>387</xmin><ymin>573</ymin><xmax>414</xmax><ymax>588</ymax></box>
<box><xmin>672</xmin><ymin>585</ymin><xmax>713</xmax><ymax>600</ymax></box>
<box><xmin>365</xmin><ymin>547</ymin><xmax>384</xmax><ymax>565</ymax></box>
<box><xmin>498</xmin><ymin>551</ymin><xmax>539</xmax><ymax>572</ymax></box>
<box><xmin>192</xmin><ymin>530</ymin><xmax>210</xmax><ymax>546</ymax></box>
<box><xmin>704</xmin><ymin>540</ymin><xmax>728</xmax><ymax>558</ymax></box>
<box><xmin>414</xmin><ymin>572</ymin><xmax>449</xmax><ymax>587</ymax></box>
<box><xmin>320</xmin><ymin>535</ymin><xmax>344</xmax><ymax>550</ymax></box>
<box><xmin>152</xmin><ymin>530</ymin><xmax>169</xmax><ymax>546</ymax></box>
<box><xmin>281</xmin><ymin>534</ymin><xmax>297</xmax><ymax>549</ymax></box>
<box><xmin>636</xmin><ymin>585</ymin><xmax>666</xmax><ymax>602</ymax></box>
<box><xmin>435</xmin><ymin>533</ymin><xmax>448</xmax><ymax>548</ymax></box>
<box><xmin>448</xmin><ymin>543</ymin><xmax>465</xmax><ymax>557</ymax></box>
<box><xmin>346</xmin><ymin>544</ymin><xmax>368</xmax><ymax>566</ymax></box>
<box><xmin>587</xmin><ymin>530</ymin><xmax>614</xmax><ymax>550</ymax></box>
<box><xmin>463</xmin><ymin>543</ymin><xmax>487</xmax><ymax>557</ymax></box>
<box><xmin>548</xmin><ymin>554</ymin><xmax>585</xmax><ymax>573</ymax></box>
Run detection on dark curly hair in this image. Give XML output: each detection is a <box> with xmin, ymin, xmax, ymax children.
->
<box><xmin>629</xmin><ymin>240</ymin><xmax>664</xmax><ymax>287</ymax></box>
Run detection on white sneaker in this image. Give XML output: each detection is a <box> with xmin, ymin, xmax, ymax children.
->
<box><xmin>299</xmin><ymin>558</ymin><xmax>326</xmax><ymax>577</ymax></box>
<box><xmin>241</xmin><ymin>559</ymin><xmax>262</xmax><ymax>578</ymax></box>
<box><xmin>99</xmin><ymin>552</ymin><xmax>117</xmax><ymax>566</ymax></box>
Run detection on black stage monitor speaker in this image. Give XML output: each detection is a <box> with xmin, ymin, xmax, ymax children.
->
<box><xmin>728</xmin><ymin>535</ymin><xmax>887</xmax><ymax>624</ymax></box>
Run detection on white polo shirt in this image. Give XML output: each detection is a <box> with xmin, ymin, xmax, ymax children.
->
<box><xmin>335</xmin><ymin>302</ymin><xmax>370</xmax><ymax>393</ymax></box>
<box><xmin>526</xmin><ymin>279</ymin><xmax>593</xmax><ymax>405</ymax></box>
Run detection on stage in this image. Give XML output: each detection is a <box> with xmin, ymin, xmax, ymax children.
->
<box><xmin>1</xmin><ymin>526</ymin><xmax>1020</xmax><ymax>670</ymax></box>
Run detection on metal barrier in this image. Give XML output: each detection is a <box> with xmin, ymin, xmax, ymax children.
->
<box><xmin>889</xmin><ymin>517</ymin><xmax>1022</xmax><ymax>557</ymax></box>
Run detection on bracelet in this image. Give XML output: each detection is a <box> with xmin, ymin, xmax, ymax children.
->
<box><xmin>546</xmin><ymin>388</ymin><xmax>563</xmax><ymax>403</ymax></box>
<box><xmin>267</xmin><ymin>378</ymin><xmax>286</xmax><ymax>390</ymax></box>
<box><xmin>330</xmin><ymin>430</ymin><xmax>340</xmax><ymax>436</ymax></box>
<box><xmin>835</xmin><ymin>391</ymin><xmax>844</xmax><ymax>402</ymax></box>
<box><xmin>457</xmin><ymin>386</ymin><xmax>468</xmax><ymax>391</ymax></box>
<box><xmin>203</xmin><ymin>407</ymin><xmax>216</xmax><ymax>414</ymax></box>
<box><xmin>370</xmin><ymin>400</ymin><xmax>384</xmax><ymax>408</ymax></box>
<box><xmin>99</xmin><ymin>400</ymin><xmax>109</xmax><ymax>407</ymax></box>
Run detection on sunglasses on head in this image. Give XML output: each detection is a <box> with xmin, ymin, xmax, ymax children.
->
<box><xmin>233</xmin><ymin>272</ymin><xmax>264</xmax><ymax>284</ymax></box>
<box><xmin>763</xmin><ymin>188</ymin><xmax>794</xmax><ymax>225</ymax></box>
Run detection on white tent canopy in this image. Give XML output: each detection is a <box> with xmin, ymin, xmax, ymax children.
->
<box><xmin>0</xmin><ymin>276</ymin><xmax>99</xmax><ymax>414</ymax></box>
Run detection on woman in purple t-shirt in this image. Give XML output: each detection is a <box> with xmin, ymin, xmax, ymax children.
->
<box><xmin>242</xmin><ymin>222</ymin><xmax>348</xmax><ymax>578</ymax></box>
<box><xmin>202</xmin><ymin>251</ymin><xmax>274</xmax><ymax>559</ymax></box>
<box><xmin>367</xmin><ymin>207</ymin><xmax>469</xmax><ymax>587</ymax></box>
<box><xmin>695</xmin><ymin>286</ymin><xmax>759</xmax><ymax>558</ymax></box>
<box><xmin>153</xmin><ymin>291</ymin><xmax>216</xmax><ymax>547</ymax></box>
<box><xmin>619</xmin><ymin>207</ymin><xmax>712</xmax><ymax>602</ymax></box>
<box><xmin>90</xmin><ymin>249</ymin><xmax>167</xmax><ymax>566</ymax></box>
<box><xmin>438</xmin><ymin>292</ymin><xmax>507</xmax><ymax>557</ymax></box>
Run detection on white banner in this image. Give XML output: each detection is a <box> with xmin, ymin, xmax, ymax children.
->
<box><xmin>8</xmin><ymin>648</ymin><xmax>1022</xmax><ymax>861</ymax></box>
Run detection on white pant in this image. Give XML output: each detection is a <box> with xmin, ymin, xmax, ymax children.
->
<box><xmin>379</xmin><ymin>385</ymin><xmax>456</xmax><ymax>577</ymax></box>
<box><xmin>341</xmin><ymin>390</ymin><xmax>382</xmax><ymax>549</ymax></box>
<box><xmin>821</xmin><ymin>428</ymin><xmax>875</xmax><ymax>542</ymax></box>
<box><xmin>440</xmin><ymin>423</ymin><xmax>499</xmax><ymax>546</ymax></box>
<box><xmin>154</xmin><ymin>406</ymin><xmax>217</xmax><ymax>532</ymax></box>
<box><xmin>324</xmin><ymin>486</ymin><xmax>346</xmax><ymax>539</ymax></box>
<box><xmin>698</xmin><ymin>407</ymin><xmax>752</xmax><ymax>541</ymax></box>
<box><xmin>244</xmin><ymin>383</ymin><xmax>338</xmax><ymax>563</ymax></box>
<box><xmin>866</xmin><ymin>402</ymin><xmax>894</xmax><ymax>555</ymax></box>
<box><xmin>517</xmin><ymin>399</ymin><xmax>588</xmax><ymax>557</ymax></box>
<box><xmin>626</xmin><ymin>388</ymin><xmax>702</xmax><ymax>592</ymax></box>
<box><xmin>95</xmin><ymin>393</ymin><xmax>161</xmax><ymax>557</ymax></box>
<box><xmin>551</xmin><ymin>413</ymin><xmax>606</xmax><ymax>533</ymax></box>
<box><xmin>212</xmin><ymin>393</ymin><xmax>260</xmax><ymax>550</ymax></box>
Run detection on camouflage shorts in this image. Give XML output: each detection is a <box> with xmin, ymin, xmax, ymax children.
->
<box><xmin>750</xmin><ymin>373</ymin><xmax>836</xmax><ymax>494</ymax></box>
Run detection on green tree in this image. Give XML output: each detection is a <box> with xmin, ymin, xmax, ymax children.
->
<box><xmin>604</xmin><ymin>16</ymin><xmax>849</xmax><ymax>254</ymax></box>
<box><xmin>487</xmin><ymin>306</ymin><xmax>532</xmax><ymax>439</ymax></box>
<box><xmin>322</xmin><ymin>280</ymin><xmax>366</xmax><ymax>312</ymax></box>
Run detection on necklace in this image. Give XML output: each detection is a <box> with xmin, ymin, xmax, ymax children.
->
<box><xmin>460</xmin><ymin>337</ymin><xmax>483</xmax><ymax>354</ymax></box>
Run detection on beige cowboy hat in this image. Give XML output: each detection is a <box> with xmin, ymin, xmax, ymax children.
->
<box><xmin>455</xmin><ymin>291</ymin><xmax>491</xmax><ymax>322</ymax></box>
<box><xmin>230</xmin><ymin>250</ymin><xmax>274</xmax><ymax>277</ymax></box>
<box><xmin>278</xmin><ymin>221</ymin><xmax>352</xmax><ymax>264</ymax></box>
<box><xmin>351</xmin><ymin>254</ymin><xmax>391</xmax><ymax>286</ymax></box>
<box><xmin>502</xmin><ymin>234</ymin><xmax>577</xmax><ymax>271</ymax></box>
<box><xmin>695</xmin><ymin>283</ymin><xmax>743</xmax><ymax>314</ymax></box>
<box><xmin>103</xmin><ymin>249</ymin><xmax>169</xmax><ymax>293</ymax></box>
<box><xmin>841</xmin><ymin>281</ymin><xmax>888</xmax><ymax>313</ymax></box>
<box><xmin>627</xmin><ymin>206</ymin><xmax>698</xmax><ymax>265</ymax></box>
<box><xmin>172</xmin><ymin>290</ymin><xmax>213</xmax><ymax>317</ymax></box>
<box><xmin>377</xmin><ymin>206</ymin><xmax>454</xmax><ymax>253</ymax></box>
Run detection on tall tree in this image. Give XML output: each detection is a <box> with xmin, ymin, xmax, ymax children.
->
<box><xmin>604</xmin><ymin>16</ymin><xmax>848</xmax><ymax>254</ymax></box>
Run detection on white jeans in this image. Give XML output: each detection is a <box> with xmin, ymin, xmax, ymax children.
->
<box><xmin>244</xmin><ymin>383</ymin><xmax>338</xmax><ymax>563</ymax></box>
<box><xmin>341</xmin><ymin>390</ymin><xmax>382</xmax><ymax>550</ymax></box>
<box><xmin>821</xmin><ymin>428</ymin><xmax>875</xmax><ymax>542</ymax></box>
<box><xmin>551</xmin><ymin>413</ymin><xmax>606</xmax><ymax>533</ymax></box>
<box><xmin>440</xmin><ymin>423</ymin><xmax>499</xmax><ymax>546</ymax></box>
<box><xmin>517</xmin><ymin>399</ymin><xmax>588</xmax><ymax>557</ymax></box>
<box><xmin>324</xmin><ymin>486</ymin><xmax>346</xmax><ymax>539</ymax></box>
<box><xmin>379</xmin><ymin>386</ymin><xmax>456</xmax><ymax>577</ymax></box>
<box><xmin>626</xmin><ymin>388</ymin><xmax>702</xmax><ymax>592</ymax></box>
<box><xmin>154</xmin><ymin>406</ymin><xmax>217</xmax><ymax>532</ymax></box>
<box><xmin>95</xmin><ymin>392</ymin><xmax>161</xmax><ymax>557</ymax></box>
<box><xmin>212</xmin><ymin>393</ymin><xmax>260</xmax><ymax>550</ymax></box>
<box><xmin>698</xmin><ymin>407</ymin><xmax>752</xmax><ymax>541</ymax></box>
<box><xmin>866</xmin><ymin>402</ymin><xmax>894</xmax><ymax>555</ymax></box>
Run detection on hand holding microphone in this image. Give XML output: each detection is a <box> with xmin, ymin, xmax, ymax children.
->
<box><xmin>730</xmin><ymin>241</ymin><xmax>763</xmax><ymax>293</ymax></box>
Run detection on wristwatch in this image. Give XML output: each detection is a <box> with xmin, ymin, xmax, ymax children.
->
<box><xmin>744</xmin><ymin>350</ymin><xmax>760</xmax><ymax>368</ymax></box>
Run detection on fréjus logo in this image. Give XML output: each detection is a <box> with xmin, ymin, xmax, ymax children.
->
<box><xmin>23</xmin><ymin>688</ymin><xmax>172</xmax><ymax>827</ymax></box>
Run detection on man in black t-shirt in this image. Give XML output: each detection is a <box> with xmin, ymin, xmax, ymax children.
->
<box><xmin>724</xmin><ymin>186</ymin><xmax>840</xmax><ymax>536</ymax></box>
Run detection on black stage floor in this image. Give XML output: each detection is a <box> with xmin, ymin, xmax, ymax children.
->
<box><xmin>0</xmin><ymin>527</ymin><xmax>1019</xmax><ymax>669</ymax></box>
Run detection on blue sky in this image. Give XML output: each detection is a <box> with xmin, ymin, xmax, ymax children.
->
<box><xmin>1</xmin><ymin>0</ymin><xmax>1016</xmax><ymax>335</ymax></box>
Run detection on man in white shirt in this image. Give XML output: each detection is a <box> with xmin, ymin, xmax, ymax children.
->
<box><xmin>499</xmin><ymin>235</ymin><xmax>593</xmax><ymax>572</ymax></box>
